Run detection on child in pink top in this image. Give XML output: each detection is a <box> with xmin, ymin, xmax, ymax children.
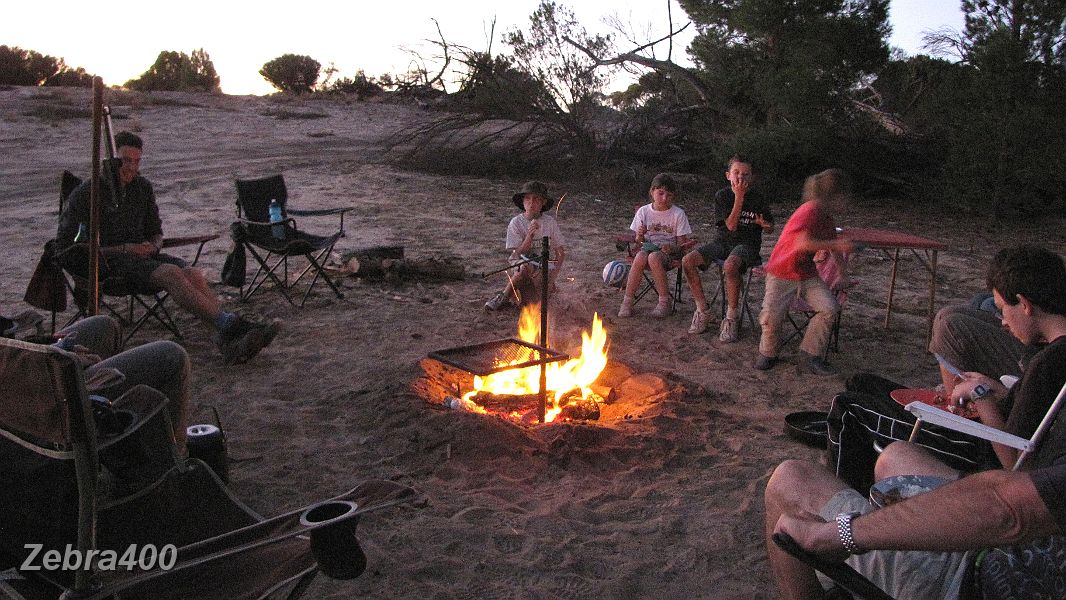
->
<box><xmin>755</xmin><ymin>169</ymin><xmax>854</xmax><ymax>375</ymax></box>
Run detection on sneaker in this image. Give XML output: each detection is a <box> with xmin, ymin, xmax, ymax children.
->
<box><xmin>688</xmin><ymin>309</ymin><xmax>710</xmax><ymax>334</ymax></box>
<box><xmin>618</xmin><ymin>297</ymin><xmax>634</xmax><ymax>318</ymax></box>
<box><xmin>650</xmin><ymin>302</ymin><xmax>673</xmax><ymax>318</ymax></box>
<box><xmin>718</xmin><ymin>317</ymin><xmax>738</xmax><ymax>343</ymax></box>
<box><xmin>753</xmin><ymin>353</ymin><xmax>777</xmax><ymax>371</ymax></box>
<box><xmin>485</xmin><ymin>291</ymin><xmax>510</xmax><ymax>311</ymax></box>
<box><xmin>799</xmin><ymin>352</ymin><xmax>838</xmax><ymax>377</ymax></box>
<box><xmin>216</xmin><ymin>317</ymin><xmax>279</xmax><ymax>365</ymax></box>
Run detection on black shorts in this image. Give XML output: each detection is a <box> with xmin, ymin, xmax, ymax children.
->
<box><xmin>65</xmin><ymin>251</ymin><xmax>186</xmax><ymax>289</ymax></box>
<box><xmin>696</xmin><ymin>241</ymin><xmax>758</xmax><ymax>270</ymax></box>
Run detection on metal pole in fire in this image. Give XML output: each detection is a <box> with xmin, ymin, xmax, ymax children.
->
<box><xmin>538</xmin><ymin>236</ymin><xmax>550</xmax><ymax>423</ymax></box>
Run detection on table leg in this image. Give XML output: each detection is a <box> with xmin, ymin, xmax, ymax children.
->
<box><xmin>885</xmin><ymin>248</ymin><xmax>899</xmax><ymax>328</ymax></box>
<box><xmin>927</xmin><ymin>250</ymin><xmax>938</xmax><ymax>345</ymax></box>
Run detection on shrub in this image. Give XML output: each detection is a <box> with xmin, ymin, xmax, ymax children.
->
<box><xmin>0</xmin><ymin>45</ymin><xmax>94</xmax><ymax>87</ymax></box>
<box><xmin>326</xmin><ymin>70</ymin><xmax>383</xmax><ymax>96</ymax></box>
<box><xmin>260</xmin><ymin>54</ymin><xmax>320</xmax><ymax>94</ymax></box>
<box><xmin>125</xmin><ymin>49</ymin><xmax>221</xmax><ymax>92</ymax></box>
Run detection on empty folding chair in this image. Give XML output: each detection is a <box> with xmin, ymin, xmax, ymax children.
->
<box><xmin>233</xmin><ymin>175</ymin><xmax>350</xmax><ymax>307</ymax></box>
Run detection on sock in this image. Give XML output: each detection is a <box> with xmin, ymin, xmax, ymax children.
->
<box><xmin>726</xmin><ymin>306</ymin><xmax>738</xmax><ymax>320</ymax></box>
<box><xmin>216</xmin><ymin>311</ymin><xmax>238</xmax><ymax>333</ymax></box>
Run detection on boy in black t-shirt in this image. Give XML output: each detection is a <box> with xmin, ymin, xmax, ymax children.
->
<box><xmin>681</xmin><ymin>156</ymin><xmax>773</xmax><ymax>342</ymax></box>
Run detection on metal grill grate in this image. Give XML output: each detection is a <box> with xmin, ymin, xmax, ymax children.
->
<box><xmin>428</xmin><ymin>337</ymin><xmax>569</xmax><ymax>376</ymax></box>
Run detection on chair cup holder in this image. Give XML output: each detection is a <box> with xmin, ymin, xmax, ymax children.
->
<box><xmin>299</xmin><ymin>501</ymin><xmax>366</xmax><ymax>580</ymax></box>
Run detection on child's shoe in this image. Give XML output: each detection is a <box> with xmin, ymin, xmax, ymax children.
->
<box><xmin>718</xmin><ymin>317</ymin><xmax>738</xmax><ymax>343</ymax></box>
<box><xmin>650</xmin><ymin>302</ymin><xmax>673</xmax><ymax>318</ymax></box>
<box><xmin>688</xmin><ymin>309</ymin><xmax>710</xmax><ymax>334</ymax></box>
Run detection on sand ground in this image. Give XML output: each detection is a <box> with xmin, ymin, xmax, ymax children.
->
<box><xmin>1</xmin><ymin>86</ymin><xmax>1063</xmax><ymax>598</ymax></box>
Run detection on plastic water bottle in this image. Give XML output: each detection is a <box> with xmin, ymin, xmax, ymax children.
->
<box><xmin>269</xmin><ymin>199</ymin><xmax>284</xmax><ymax>240</ymax></box>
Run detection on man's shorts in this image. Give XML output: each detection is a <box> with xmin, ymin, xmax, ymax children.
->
<box><xmin>66</xmin><ymin>252</ymin><xmax>187</xmax><ymax>289</ymax></box>
<box><xmin>696</xmin><ymin>240</ymin><xmax>758</xmax><ymax>270</ymax></box>
<box><xmin>817</xmin><ymin>488</ymin><xmax>973</xmax><ymax>599</ymax></box>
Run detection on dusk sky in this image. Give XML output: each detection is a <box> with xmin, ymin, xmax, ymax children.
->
<box><xmin>3</xmin><ymin>1</ymin><xmax>964</xmax><ymax>95</ymax></box>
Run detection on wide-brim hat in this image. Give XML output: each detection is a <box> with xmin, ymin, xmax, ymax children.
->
<box><xmin>512</xmin><ymin>181</ymin><xmax>555</xmax><ymax>212</ymax></box>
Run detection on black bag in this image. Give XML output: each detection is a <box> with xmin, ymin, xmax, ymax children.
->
<box><xmin>24</xmin><ymin>240</ymin><xmax>68</xmax><ymax>312</ymax></box>
<box><xmin>826</xmin><ymin>373</ymin><xmax>989</xmax><ymax>491</ymax></box>
<box><xmin>221</xmin><ymin>222</ymin><xmax>246</xmax><ymax>287</ymax></box>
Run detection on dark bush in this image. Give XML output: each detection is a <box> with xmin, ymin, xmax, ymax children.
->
<box><xmin>326</xmin><ymin>70</ymin><xmax>383</xmax><ymax>96</ymax></box>
<box><xmin>125</xmin><ymin>49</ymin><xmax>221</xmax><ymax>92</ymax></box>
<box><xmin>0</xmin><ymin>45</ymin><xmax>94</xmax><ymax>87</ymax></box>
<box><xmin>260</xmin><ymin>54</ymin><xmax>320</xmax><ymax>94</ymax></box>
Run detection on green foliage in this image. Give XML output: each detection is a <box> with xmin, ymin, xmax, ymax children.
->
<box><xmin>260</xmin><ymin>54</ymin><xmax>321</xmax><ymax>94</ymax></box>
<box><xmin>503</xmin><ymin>1</ymin><xmax>615</xmax><ymax>121</ymax></box>
<box><xmin>0</xmin><ymin>45</ymin><xmax>93</xmax><ymax>87</ymax></box>
<box><xmin>125</xmin><ymin>49</ymin><xmax>220</xmax><ymax>92</ymax></box>
<box><xmin>680</xmin><ymin>0</ymin><xmax>890</xmax><ymax>130</ymax></box>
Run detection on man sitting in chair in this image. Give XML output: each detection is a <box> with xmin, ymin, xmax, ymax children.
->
<box><xmin>57</xmin><ymin>131</ymin><xmax>276</xmax><ymax>365</ymax></box>
<box><xmin>764</xmin><ymin>244</ymin><xmax>1066</xmax><ymax>599</ymax></box>
<box><xmin>681</xmin><ymin>155</ymin><xmax>773</xmax><ymax>342</ymax></box>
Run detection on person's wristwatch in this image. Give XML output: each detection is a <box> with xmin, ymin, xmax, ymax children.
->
<box><xmin>835</xmin><ymin>512</ymin><xmax>868</xmax><ymax>554</ymax></box>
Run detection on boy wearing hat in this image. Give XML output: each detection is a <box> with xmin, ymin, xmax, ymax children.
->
<box><xmin>485</xmin><ymin>181</ymin><xmax>567</xmax><ymax>310</ymax></box>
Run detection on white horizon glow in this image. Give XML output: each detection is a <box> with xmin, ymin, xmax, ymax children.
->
<box><xmin>3</xmin><ymin>1</ymin><xmax>963</xmax><ymax>96</ymax></box>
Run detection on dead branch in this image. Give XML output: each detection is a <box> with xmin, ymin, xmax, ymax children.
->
<box><xmin>562</xmin><ymin>26</ymin><xmax>712</xmax><ymax>103</ymax></box>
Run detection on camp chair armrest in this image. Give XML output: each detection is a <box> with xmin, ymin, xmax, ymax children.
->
<box><xmin>162</xmin><ymin>234</ymin><xmax>218</xmax><ymax>266</ymax></box>
<box><xmin>904</xmin><ymin>401</ymin><xmax>1032</xmax><ymax>450</ymax></box>
<box><xmin>287</xmin><ymin>206</ymin><xmax>351</xmax><ymax>217</ymax></box>
<box><xmin>162</xmin><ymin>234</ymin><xmax>219</xmax><ymax>249</ymax></box>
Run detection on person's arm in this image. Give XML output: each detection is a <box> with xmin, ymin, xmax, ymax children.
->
<box><xmin>953</xmin><ymin>372</ymin><xmax>1016</xmax><ymax>466</ymax></box>
<box><xmin>724</xmin><ymin>182</ymin><xmax>749</xmax><ymax>232</ymax></box>
<box><xmin>789</xmin><ymin>229</ymin><xmax>853</xmax><ymax>256</ymax></box>
<box><xmin>776</xmin><ymin>469</ymin><xmax>1058</xmax><ymax>556</ymax></box>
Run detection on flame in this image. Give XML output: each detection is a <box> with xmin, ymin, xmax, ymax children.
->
<box><xmin>463</xmin><ymin>304</ymin><xmax>609</xmax><ymax>423</ymax></box>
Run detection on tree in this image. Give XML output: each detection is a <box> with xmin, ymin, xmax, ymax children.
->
<box><xmin>0</xmin><ymin>45</ymin><xmax>63</xmax><ymax>86</ymax></box>
<box><xmin>916</xmin><ymin>1</ymin><xmax>1066</xmax><ymax>217</ymax></box>
<box><xmin>125</xmin><ymin>49</ymin><xmax>221</xmax><ymax>92</ymax></box>
<box><xmin>260</xmin><ymin>54</ymin><xmax>321</xmax><ymax>94</ymax></box>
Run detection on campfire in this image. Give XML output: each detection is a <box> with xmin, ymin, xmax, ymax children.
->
<box><xmin>426</xmin><ymin>304</ymin><xmax>611</xmax><ymax>424</ymax></box>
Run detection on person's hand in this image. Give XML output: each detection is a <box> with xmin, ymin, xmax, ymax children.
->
<box><xmin>731</xmin><ymin>176</ymin><xmax>751</xmax><ymax>198</ymax></box>
<box><xmin>753</xmin><ymin>214</ymin><xmax>771</xmax><ymax>230</ymax></box>
<box><xmin>659</xmin><ymin>243</ymin><xmax>674</xmax><ymax>256</ymax></box>
<box><xmin>69</xmin><ymin>345</ymin><xmax>102</xmax><ymax>369</ymax></box>
<box><xmin>951</xmin><ymin>372</ymin><xmax>1002</xmax><ymax>404</ymax></box>
<box><xmin>774</xmin><ymin>512</ymin><xmax>849</xmax><ymax>561</ymax></box>
<box><xmin>637</xmin><ymin>223</ymin><xmax>647</xmax><ymax>238</ymax></box>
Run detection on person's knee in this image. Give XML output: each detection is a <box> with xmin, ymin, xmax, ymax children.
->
<box><xmin>682</xmin><ymin>252</ymin><xmax>702</xmax><ymax>270</ymax></box>
<box><xmin>874</xmin><ymin>441</ymin><xmax>927</xmax><ymax>481</ymax></box>
<box><xmin>143</xmin><ymin>340</ymin><xmax>191</xmax><ymax>377</ymax></box>
<box><xmin>766</xmin><ymin>459</ymin><xmax>818</xmax><ymax>504</ymax></box>
<box><xmin>649</xmin><ymin>252</ymin><xmax>667</xmax><ymax>271</ymax></box>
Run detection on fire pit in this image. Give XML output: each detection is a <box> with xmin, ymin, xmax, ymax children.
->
<box><xmin>426</xmin><ymin>237</ymin><xmax>612</xmax><ymax>424</ymax></box>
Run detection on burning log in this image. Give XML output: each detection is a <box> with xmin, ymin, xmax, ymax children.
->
<box><xmin>468</xmin><ymin>391</ymin><xmax>539</xmax><ymax>414</ymax></box>
<box><xmin>589</xmin><ymin>383</ymin><xmax>615</xmax><ymax>405</ymax></box>
<box><xmin>555</xmin><ymin>389</ymin><xmax>602</xmax><ymax>421</ymax></box>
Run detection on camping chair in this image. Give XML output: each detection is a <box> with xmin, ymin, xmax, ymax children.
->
<box><xmin>614</xmin><ymin>231</ymin><xmax>697</xmax><ymax>312</ymax></box>
<box><xmin>0</xmin><ymin>335</ymin><xmax>415</xmax><ymax>599</ymax></box>
<box><xmin>773</xmin><ymin>250</ymin><xmax>856</xmax><ymax>357</ymax></box>
<box><xmin>705</xmin><ymin>257</ymin><xmax>761</xmax><ymax>337</ymax></box>
<box><xmin>52</xmin><ymin>170</ymin><xmax>217</xmax><ymax>342</ymax></box>
<box><xmin>906</xmin><ymin>381</ymin><xmax>1066</xmax><ymax>471</ymax></box>
<box><xmin>233</xmin><ymin>175</ymin><xmax>350</xmax><ymax>307</ymax></box>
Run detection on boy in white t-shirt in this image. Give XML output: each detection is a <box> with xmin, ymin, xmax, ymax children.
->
<box><xmin>618</xmin><ymin>173</ymin><xmax>693</xmax><ymax>318</ymax></box>
<box><xmin>485</xmin><ymin>181</ymin><xmax>567</xmax><ymax>310</ymax></box>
